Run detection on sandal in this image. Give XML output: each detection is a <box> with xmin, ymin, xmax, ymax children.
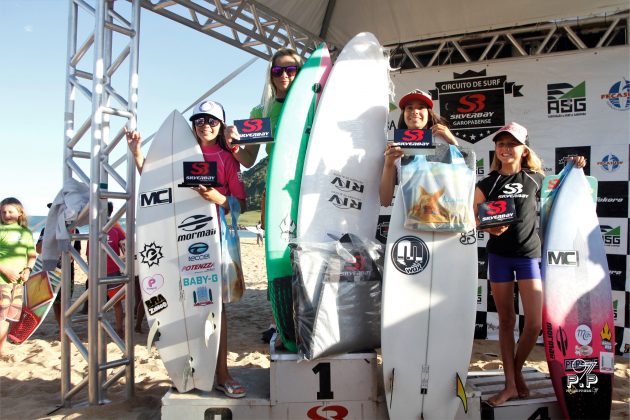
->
<box><xmin>215</xmin><ymin>379</ymin><xmax>247</xmax><ymax>399</ymax></box>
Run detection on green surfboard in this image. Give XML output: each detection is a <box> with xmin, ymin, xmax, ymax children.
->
<box><xmin>264</xmin><ymin>44</ymin><xmax>332</xmax><ymax>351</ymax></box>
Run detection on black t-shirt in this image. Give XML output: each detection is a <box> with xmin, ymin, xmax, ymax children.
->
<box><xmin>476</xmin><ymin>170</ymin><xmax>545</xmax><ymax>258</ymax></box>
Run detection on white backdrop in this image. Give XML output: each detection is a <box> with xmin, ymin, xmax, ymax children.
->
<box><xmin>388</xmin><ymin>46</ymin><xmax>630</xmax><ymax>355</ymax></box>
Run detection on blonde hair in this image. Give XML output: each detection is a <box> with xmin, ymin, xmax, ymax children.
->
<box><xmin>0</xmin><ymin>197</ymin><xmax>29</xmax><ymax>228</ymax></box>
<box><xmin>490</xmin><ymin>135</ymin><xmax>544</xmax><ymax>174</ymax></box>
<box><xmin>260</xmin><ymin>48</ymin><xmax>303</xmax><ymax>116</ymax></box>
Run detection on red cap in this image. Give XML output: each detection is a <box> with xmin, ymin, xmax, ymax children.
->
<box><xmin>399</xmin><ymin>89</ymin><xmax>434</xmax><ymax>110</ymax></box>
<box><xmin>492</xmin><ymin>122</ymin><xmax>528</xmax><ymax>145</ymax></box>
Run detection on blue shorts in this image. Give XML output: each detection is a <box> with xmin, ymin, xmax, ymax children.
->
<box><xmin>488</xmin><ymin>253</ymin><xmax>541</xmax><ymax>283</ymax></box>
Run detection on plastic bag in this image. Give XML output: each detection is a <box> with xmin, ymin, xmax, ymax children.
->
<box><xmin>401</xmin><ymin>144</ymin><xmax>475</xmax><ymax>232</ymax></box>
<box><xmin>291</xmin><ymin>233</ymin><xmax>383</xmax><ymax>360</ymax></box>
<box><xmin>219</xmin><ymin>196</ymin><xmax>245</xmax><ymax>303</ymax></box>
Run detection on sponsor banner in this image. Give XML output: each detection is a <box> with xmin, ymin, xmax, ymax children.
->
<box><xmin>475</xmin><ymin>230</ymin><xmax>488</xmax><ymax>248</ymax></box>
<box><xmin>477</xmin><ymin>246</ymin><xmax>488</xmax><ymax>280</ymax></box>
<box><xmin>596</xmin><ymin>181</ymin><xmax>628</xmax><ymax>218</ymax></box>
<box><xmin>474</xmin><ymin>311</ymin><xmax>487</xmax><ymax>339</ymax></box>
<box><xmin>606</xmin><ymin>254</ymin><xmax>628</xmax><ymax>291</ymax></box>
<box><xmin>535</xmin><ymin>147</ymin><xmax>558</xmax><ymax>176</ymax></box>
<box><xmin>599</xmin><ymin>217</ymin><xmax>628</xmax><ymax>256</ymax></box>
<box><xmin>600</xmin><ymin>78</ymin><xmax>630</xmax><ymax>111</ymax></box>
<box><xmin>477</xmin><ymin>278</ymin><xmax>487</xmax><ymax>312</ymax></box>
<box><xmin>547</xmin><ymin>81</ymin><xmax>586</xmax><ymax>118</ymax></box>
<box><xmin>591</xmin><ymin>144</ymin><xmax>628</xmax><ymax>182</ymax></box>
<box><xmin>555</xmin><ymin>146</ymin><xmax>591</xmax><ymax>176</ymax></box>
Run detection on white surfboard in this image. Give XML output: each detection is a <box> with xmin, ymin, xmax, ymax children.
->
<box><xmin>381</xmin><ymin>193</ymin><xmax>477</xmax><ymax>419</ymax></box>
<box><xmin>297</xmin><ymin>32</ymin><xmax>389</xmax><ymax>244</ymax></box>
<box><xmin>136</xmin><ymin>110</ymin><xmax>221</xmax><ymax>392</ymax></box>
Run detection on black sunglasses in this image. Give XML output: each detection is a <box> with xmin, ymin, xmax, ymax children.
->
<box><xmin>193</xmin><ymin>115</ymin><xmax>221</xmax><ymax>128</ymax></box>
<box><xmin>271</xmin><ymin>65</ymin><xmax>299</xmax><ymax>78</ymax></box>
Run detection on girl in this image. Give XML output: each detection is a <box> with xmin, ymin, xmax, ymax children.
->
<box><xmin>226</xmin><ymin>47</ymin><xmax>304</xmax><ymax>167</ymax></box>
<box><xmin>380</xmin><ymin>89</ymin><xmax>460</xmax><ymax>206</ymax></box>
<box><xmin>474</xmin><ymin>122</ymin><xmax>585</xmax><ymax>406</ymax></box>
<box><xmin>0</xmin><ymin>197</ymin><xmax>37</xmax><ymax>356</ymax></box>
<box><xmin>126</xmin><ymin>99</ymin><xmax>247</xmax><ymax>398</ymax></box>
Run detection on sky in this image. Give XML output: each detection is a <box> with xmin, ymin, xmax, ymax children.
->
<box><xmin>1</xmin><ymin>0</ymin><xmax>271</xmax><ymax>217</ymax></box>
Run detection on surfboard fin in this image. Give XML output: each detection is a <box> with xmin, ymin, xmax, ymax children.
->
<box><xmin>456</xmin><ymin>372</ymin><xmax>468</xmax><ymax>413</ymax></box>
<box><xmin>204</xmin><ymin>311</ymin><xmax>217</xmax><ymax>347</ymax></box>
<box><xmin>182</xmin><ymin>357</ymin><xmax>194</xmax><ymax>390</ymax></box>
<box><xmin>147</xmin><ymin>320</ymin><xmax>160</xmax><ymax>351</ymax></box>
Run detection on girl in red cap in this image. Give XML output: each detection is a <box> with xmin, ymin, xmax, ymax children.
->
<box><xmin>380</xmin><ymin>89</ymin><xmax>460</xmax><ymax>206</ymax></box>
<box><xmin>474</xmin><ymin>122</ymin><xmax>585</xmax><ymax>406</ymax></box>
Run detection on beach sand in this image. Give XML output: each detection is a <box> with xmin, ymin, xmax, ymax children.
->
<box><xmin>0</xmin><ymin>237</ymin><xmax>628</xmax><ymax>419</ymax></box>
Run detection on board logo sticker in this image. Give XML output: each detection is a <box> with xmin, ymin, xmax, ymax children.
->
<box><xmin>177</xmin><ymin>215</ymin><xmax>216</xmax><ymax>242</ymax></box>
<box><xmin>556</xmin><ymin>326</ymin><xmax>568</xmax><ymax>357</ymax></box>
<box><xmin>140</xmin><ymin>242</ymin><xmax>164</xmax><ymax>267</ymax></box>
<box><xmin>391</xmin><ymin>235</ymin><xmax>430</xmax><ymax>275</ymax></box>
<box><xmin>330</xmin><ymin>173</ymin><xmax>365</xmax><ymax>193</ymax></box>
<box><xmin>547</xmin><ymin>250</ymin><xmax>579</xmax><ymax>266</ymax></box>
<box><xmin>279</xmin><ymin>215</ymin><xmax>296</xmax><ymax>242</ymax></box>
<box><xmin>600</xmin><ymin>322</ymin><xmax>613</xmax><ymax>351</ymax></box>
<box><xmin>182</xmin><ymin>274</ymin><xmax>218</xmax><ymax>287</ymax></box>
<box><xmin>192</xmin><ymin>286</ymin><xmax>213</xmax><ymax>306</ymax></box>
<box><xmin>459</xmin><ymin>230</ymin><xmax>476</xmax><ymax>245</ymax></box>
<box><xmin>306</xmin><ymin>405</ymin><xmax>348</xmax><ymax>420</ymax></box>
<box><xmin>328</xmin><ymin>193</ymin><xmax>362</xmax><ymax>210</ymax></box>
<box><xmin>565</xmin><ymin>357</ymin><xmax>598</xmax><ymax>393</ymax></box>
<box><xmin>142</xmin><ymin>274</ymin><xmax>164</xmax><ymax>295</ymax></box>
<box><xmin>575</xmin><ymin>324</ymin><xmax>592</xmax><ymax>345</ymax></box>
<box><xmin>140</xmin><ymin>188</ymin><xmax>172</xmax><ymax>207</ymax></box>
<box><xmin>188</xmin><ymin>242</ymin><xmax>209</xmax><ymax>255</ymax></box>
<box><xmin>145</xmin><ymin>294</ymin><xmax>168</xmax><ymax>315</ymax></box>
<box><xmin>181</xmin><ymin>262</ymin><xmax>214</xmax><ymax>273</ymax></box>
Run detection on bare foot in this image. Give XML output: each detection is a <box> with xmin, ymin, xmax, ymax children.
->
<box><xmin>487</xmin><ymin>387</ymin><xmax>519</xmax><ymax>407</ymax></box>
<box><xmin>515</xmin><ymin>371</ymin><xmax>530</xmax><ymax>398</ymax></box>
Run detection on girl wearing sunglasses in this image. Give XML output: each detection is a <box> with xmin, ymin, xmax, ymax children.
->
<box><xmin>225</xmin><ymin>48</ymin><xmax>303</xmax><ymax>168</ymax></box>
<box><xmin>126</xmin><ymin>99</ymin><xmax>247</xmax><ymax>398</ymax></box>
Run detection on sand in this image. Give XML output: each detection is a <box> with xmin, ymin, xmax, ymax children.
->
<box><xmin>0</xmin><ymin>237</ymin><xmax>627</xmax><ymax>419</ymax></box>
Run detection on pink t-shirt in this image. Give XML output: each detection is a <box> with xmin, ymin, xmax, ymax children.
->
<box><xmin>200</xmin><ymin>143</ymin><xmax>246</xmax><ymax>200</ymax></box>
<box><xmin>86</xmin><ymin>223</ymin><xmax>126</xmax><ymax>275</ymax></box>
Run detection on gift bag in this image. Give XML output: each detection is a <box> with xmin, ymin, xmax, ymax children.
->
<box><xmin>219</xmin><ymin>196</ymin><xmax>245</xmax><ymax>303</ymax></box>
<box><xmin>401</xmin><ymin>144</ymin><xmax>475</xmax><ymax>232</ymax></box>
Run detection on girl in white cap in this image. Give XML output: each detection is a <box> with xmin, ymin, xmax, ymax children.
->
<box><xmin>379</xmin><ymin>89</ymin><xmax>460</xmax><ymax>206</ymax></box>
<box><xmin>474</xmin><ymin>122</ymin><xmax>585</xmax><ymax>406</ymax></box>
<box><xmin>126</xmin><ymin>99</ymin><xmax>248</xmax><ymax>398</ymax></box>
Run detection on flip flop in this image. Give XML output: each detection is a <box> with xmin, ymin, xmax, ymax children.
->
<box><xmin>215</xmin><ymin>379</ymin><xmax>247</xmax><ymax>399</ymax></box>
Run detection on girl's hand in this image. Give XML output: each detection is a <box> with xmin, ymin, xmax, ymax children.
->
<box><xmin>432</xmin><ymin>123</ymin><xmax>458</xmax><ymax>146</ymax></box>
<box><xmin>384</xmin><ymin>143</ymin><xmax>404</xmax><ymax>168</ymax></box>
<box><xmin>482</xmin><ymin>225</ymin><xmax>510</xmax><ymax>236</ymax></box>
<box><xmin>124</xmin><ymin>127</ymin><xmax>142</xmax><ymax>156</ymax></box>
<box><xmin>224</xmin><ymin>125</ymin><xmax>241</xmax><ymax>153</ymax></box>
<box><xmin>192</xmin><ymin>185</ymin><xmax>226</xmax><ymax>207</ymax></box>
<box><xmin>569</xmin><ymin>155</ymin><xmax>587</xmax><ymax>169</ymax></box>
<box><xmin>2</xmin><ymin>267</ymin><xmax>22</xmax><ymax>283</ymax></box>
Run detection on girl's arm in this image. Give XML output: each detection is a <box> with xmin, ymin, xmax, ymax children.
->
<box><xmin>432</xmin><ymin>123</ymin><xmax>459</xmax><ymax>146</ymax></box>
<box><xmin>224</xmin><ymin>125</ymin><xmax>259</xmax><ymax>168</ymax></box>
<box><xmin>124</xmin><ymin>128</ymin><xmax>144</xmax><ymax>174</ymax></box>
<box><xmin>379</xmin><ymin>144</ymin><xmax>404</xmax><ymax>207</ymax></box>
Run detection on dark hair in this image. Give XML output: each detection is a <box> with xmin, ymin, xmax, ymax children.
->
<box><xmin>192</xmin><ymin>120</ymin><xmax>231</xmax><ymax>153</ymax></box>
<box><xmin>397</xmin><ymin>106</ymin><xmax>449</xmax><ymax>130</ymax></box>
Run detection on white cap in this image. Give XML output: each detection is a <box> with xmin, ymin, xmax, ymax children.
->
<box><xmin>189</xmin><ymin>100</ymin><xmax>225</xmax><ymax>122</ymax></box>
<box><xmin>493</xmin><ymin>121</ymin><xmax>528</xmax><ymax>145</ymax></box>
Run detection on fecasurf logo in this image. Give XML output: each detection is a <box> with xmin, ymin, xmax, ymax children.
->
<box><xmin>547</xmin><ymin>82</ymin><xmax>586</xmax><ymax>117</ymax></box>
<box><xmin>391</xmin><ymin>235</ymin><xmax>430</xmax><ymax>275</ymax></box>
<box><xmin>600</xmin><ymin>225</ymin><xmax>621</xmax><ymax>247</ymax></box>
<box><xmin>140</xmin><ymin>188</ymin><xmax>172</xmax><ymax>207</ymax></box>
<box><xmin>597</xmin><ymin>154</ymin><xmax>623</xmax><ymax>172</ymax></box>
<box><xmin>547</xmin><ymin>250</ymin><xmax>579</xmax><ymax>266</ymax></box>
<box><xmin>601</xmin><ymin>78</ymin><xmax>630</xmax><ymax>111</ymax></box>
<box><xmin>430</xmin><ymin>69</ymin><xmax>523</xmax><ymax>143</ymax></box>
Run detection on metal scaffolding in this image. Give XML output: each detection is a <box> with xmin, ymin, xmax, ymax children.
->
<box><xmin>60</xmin><ymin>0</ymin><xmax>628</xmax><ymax>408</ymax></box>
<box><xmin>387</xmin><ymin>11</ymin><xmax>629</xmax><ymax>70</ymax></box>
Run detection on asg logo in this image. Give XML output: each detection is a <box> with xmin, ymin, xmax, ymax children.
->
<box><xmin>178</xmin><ymin>214</ymin><xmax>213</xmax><ymax>232</ymax></box>
<box><xmin>597</xmin><ymin>154</ymin><xmax>623</xmax><ymax>172</ymax></box>
<box><xmin>331</xmin><ymin>176</ymin><xmax>364</xmax><ymax>193</ymax></box>
<box><xmin>476</xmin><ymin>158</ymin><xmax>484</xmax><ymax>175</ymax></box>
<box><xmin>140</xmin><ymin>242</ymin><xmax>164</xmax><ymax>267</ymax></box>
<box><xmin>457</xmin><ymin>93</ymin><xmax>486</xmax><ymax>112</ymax></box>
<box><xmin>329</xmin><ymin>194</ymin><xmax>362</xmax><ymax>210</ymax></box>
<box><xmin>547</xmin><ymin>82</ymin><xmax>586</xmax><ymax>117</ymax></box>
<box><xmin>391</xmin><ymin>235</ymin><xmax>430</xmax><ymax>275</ymax></box>
<box><xmin>547</xmin><ymin>250</ymin><xmax>579</xmax><ymax>266</ymax></box>
<box><xmin>600</xmin><ymin>225</ymin><xmax>621</xmax><ymax>246</ymax></box>
<box><xmin>502</xmin><ymin>183</ymin><xmax>523</xmax><ymax>195</ymax></box>
<box><xmin>188</xmin><ymin>242</ymin><xmax>209</xmax><ymax>255</ymax></box>
<box><xmin>140</xmin><ymin>188</ymin><xmax>172</xmax><ymax>207</ymax></box>
<box><xmin>601</xmin><ymin>78</ymin><xmax>630</xmax><ymax>111</ymax></box>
